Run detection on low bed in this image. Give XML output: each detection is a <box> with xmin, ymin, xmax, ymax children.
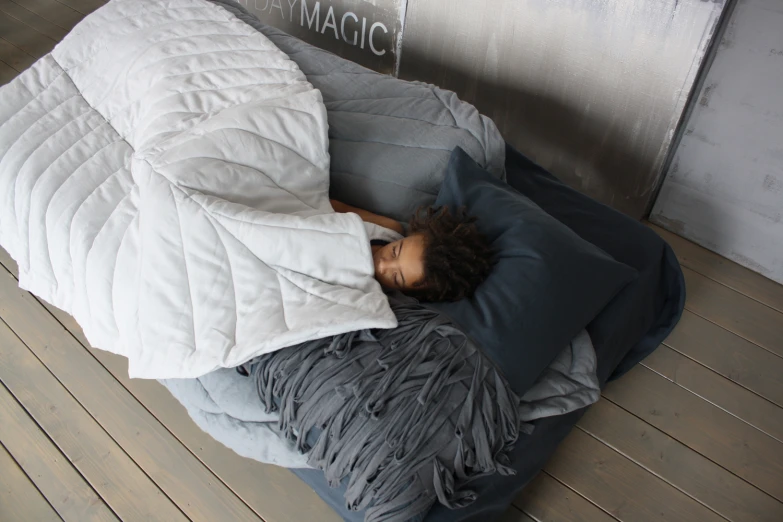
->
<box><xmin>0</xmin><ymin>1</ymin><xmax>685</xmax><ymax>521</ymax></box>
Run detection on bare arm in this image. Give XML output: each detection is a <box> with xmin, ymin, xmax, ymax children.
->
<box><xmin>330</xmin><ymin>199</ymin><xmax>404</xmax><ymax>235</ymax></box>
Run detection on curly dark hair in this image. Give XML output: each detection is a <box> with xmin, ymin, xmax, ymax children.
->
<box><xmin>408</xmin><ymin>206</ymin><xmax>494</xmax><ymax>302</ymax></box>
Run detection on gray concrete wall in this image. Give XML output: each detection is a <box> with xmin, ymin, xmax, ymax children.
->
<box><xmin>651</xmin><ymin>0</ymin><xmax>783</xmax><ymax>284</ymax></box>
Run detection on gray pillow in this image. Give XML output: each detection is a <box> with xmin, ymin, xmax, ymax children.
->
<box><xmin>430</xmin><ymin>148</ymin><xmax>638</xmax><ymax>395</ymax></box>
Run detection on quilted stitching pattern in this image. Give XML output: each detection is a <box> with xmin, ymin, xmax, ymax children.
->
<box><xmin>212</xmin><ymin>0</ymin><xmax>506</xmax><ymax>223</ymax></box>
<box><xmin>0</xmin><ymin>0</ymin><xmax>396</xmax><ymax>379</ymax></box>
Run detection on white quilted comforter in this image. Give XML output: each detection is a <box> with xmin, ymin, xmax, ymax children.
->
<box><xmin>0</xmin><ymin>0</ymin><xmax>396</xmax><ymax>379</ymax></box>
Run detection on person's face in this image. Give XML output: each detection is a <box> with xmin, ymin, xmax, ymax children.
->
<box><xmin>373</xmin><ymin>234</ymin><xmax>427</xmax><ymax>292</ymax></box>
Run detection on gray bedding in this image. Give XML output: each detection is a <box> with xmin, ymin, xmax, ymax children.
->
<box><xmin>159</xmin><ymin>2</ymin><xmax>600</xmax><ymax>521</ymax></box>
<box><xmin>163</xmin><ymin>296</ymin><xmax>598</xmax><ymax>522</ymax></box>
<box><xmin>245</xmin><ymin>295</ymin><xmax>519</xmax><ymax>521</ymax></box>
<box><xmin>162</xmin><ymin>328</ymin><xmax>598</xmax><ymax>471</ymax></box>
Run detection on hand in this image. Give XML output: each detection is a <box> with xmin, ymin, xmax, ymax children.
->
<box><xmin>330</xmin><ymin>199</ymin><xmax>348</xmax><ymax>213</ymax></box>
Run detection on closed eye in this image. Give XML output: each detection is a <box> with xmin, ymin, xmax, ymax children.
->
<box><xmin>392</xmin><ymin>245</ymin><xmax>398</xmax><ymax>258</ymax></box>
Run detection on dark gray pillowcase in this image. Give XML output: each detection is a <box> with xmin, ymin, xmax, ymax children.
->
<box><xmin>430</xmin><ymin>148</ymin><xmax>638</xmax><ymax>395</ymax></box>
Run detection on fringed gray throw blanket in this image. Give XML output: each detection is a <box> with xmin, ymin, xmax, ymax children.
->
<box><xmin>240</xmin><ymin>295</ymin><xmax>520</xmax><ymax>522</ymax></box>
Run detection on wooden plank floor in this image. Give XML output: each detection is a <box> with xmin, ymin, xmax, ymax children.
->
<box><xmin>1</xmin><ymin>2</ymin><xmax>783</xmax><ymax>521</ymax></box>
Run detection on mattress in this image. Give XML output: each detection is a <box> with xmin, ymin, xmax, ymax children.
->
<box><xmin>291</xmin><ymin>144</ymin><xmax>686</xmax><ymax>521</ymax></box>
<box><xmin>8</xmin><ymin>1</ymin><xmax>677</xmax><ymax>518</ymax></box>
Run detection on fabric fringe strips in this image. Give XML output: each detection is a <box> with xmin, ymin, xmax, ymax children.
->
<box><xmin>241</xmin><ymin>295</ymin><xmax>522</xmax><ymax>522</ymax></box>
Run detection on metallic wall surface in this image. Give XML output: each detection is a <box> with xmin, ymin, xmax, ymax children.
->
<box><xmin>399</xmin><ymin>0</ymin><xmax>729</xmax><ymax>218</ymax></box>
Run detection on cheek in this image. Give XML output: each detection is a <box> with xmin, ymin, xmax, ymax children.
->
<box><xmin>376</xmin><ymin>274</ymin><xmax>392</xmax><ymax>289</ymax></box>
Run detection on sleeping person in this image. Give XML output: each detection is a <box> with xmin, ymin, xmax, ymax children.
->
<box><xmin>330</xmin><ymin>200</ymin><xmax>494</xmax><ymax>302</ymax></box>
